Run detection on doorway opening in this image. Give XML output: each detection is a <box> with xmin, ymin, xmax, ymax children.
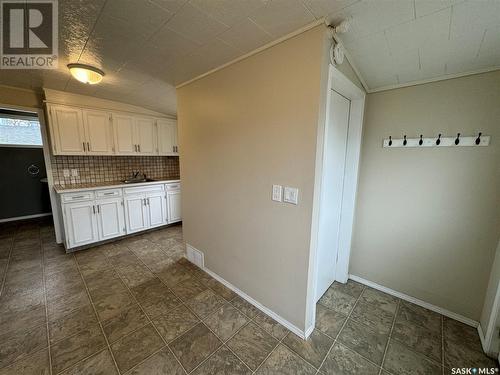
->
<box><xmin>0</xmin><ymin>107</ymin><xmax>52</xmax><ymax>223</ymax></box>
<box><xmin>305</xmin><ymin>65</ymin><xmax>366</xmax><ymax>336</ymax></box>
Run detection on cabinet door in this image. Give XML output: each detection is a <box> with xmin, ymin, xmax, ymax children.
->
<box><xmin>135</xmin><ymin>117</ymin><xmax>157</xmax><ymax>155</ymax></box>
<box><xmin>63</xmin><ymin>201</ymin><xmax>98</xmax><ymax>248</ymax></box>
<box><xmin>113</xmin><ymin>113</ymin><xmax>136</xmax><ymax>155</ymax></box>
<box><xmin>96</xmin><ymin>197</ymin><xmax>125</xmax><ymax>240</ymax></box>
<box><xmin>124</xmin><ymin>195</ymin><xmax>148</xmax><ymax>233</ymax></box>
<box><xmin>167</xmin><ymin>191</ymin><xmax>181</xmax><ymax>223</ymax></box>
<box><xmin>146</xmin><ymin>192</ymin><xmax>166</xmax><ymax>228</ymax></box>
<box><xmin>83</xmin><ymin>109</ymin><xmax>114</xmax><ymax>155</ymax></box>
<box><xmin>50</xmin><ymin>105</ymin><xmax>86</xmax><ymax>155</ymax></box>
<box><xmin>157</xmin><ymin>119</ymin><xmax>177</xmax><ymax>155</ymax></box>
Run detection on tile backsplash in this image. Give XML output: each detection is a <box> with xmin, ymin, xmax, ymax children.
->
<box><xmin>51</xmin><ymin>155</ymin><xmax>180</xmax><ymax>186</ymax></box>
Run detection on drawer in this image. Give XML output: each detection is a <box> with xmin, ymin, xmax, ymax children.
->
<box><xmin>124</xmin><ymin>184</ymin><xmax>164</xmax><ymax>195</ymax></box>
<box><xmin>166</xmin><ymin>182</ymin><xmax>181</xmax><ymax>191</ymax></box>
<box><xmin>95</xmin><ymin>188</ymin><xmax>122</xmax><ymax>198</ymax></box>
<box><xmin>61</xmin><ymin>191</ymin><xmax>94</xmax><ymax>203</ymax></box>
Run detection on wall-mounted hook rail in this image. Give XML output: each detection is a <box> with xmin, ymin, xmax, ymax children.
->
<box><xmin>383</xmin><ymin>134</ymin><xmax>490</xmax><ymax>148</ymax></box>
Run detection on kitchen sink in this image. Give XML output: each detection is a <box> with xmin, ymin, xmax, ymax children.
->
<box><xmin>122</xmin><ymin>178</ymin><xmax>157</xmax><ymax>184</ymax></box>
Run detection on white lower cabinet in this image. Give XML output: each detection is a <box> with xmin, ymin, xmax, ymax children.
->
<box><xmin>64</xmin><ymin>201</ymin><xmax>98</xmax><ymax>248</ymax></box>
<box><xmin>123</xmin><ymin>185</ymin><xmax>167</xmax><ymax>233</ymax></box>
<box><xmin>60</xmin><ymin>182</ymin><xmax>180</xmax><ymax>250</ymax></box>
<box><xmin>96</xmin><ymin>197</ymin><xmax>125</xmax><ymax>240</ymax></box>
<box><xmin>167</xmin><ymin>190</ymin><xmax>181</xmax><ymax>223</ymax></box>
<box><xmin>124</xmin><ymin>194</ymin><xmax>149</xmax><ymax>234</ymax></box>
<box><xmin>147</xmin><ymin>192</ymin><xmax>167</xmax><ymax>228</ymax></box>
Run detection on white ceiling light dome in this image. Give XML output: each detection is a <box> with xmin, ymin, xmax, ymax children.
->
<box><xmin>67</xmin><ymin>64</ymin><xmax>105</xmax><ymax>85</ymax></box>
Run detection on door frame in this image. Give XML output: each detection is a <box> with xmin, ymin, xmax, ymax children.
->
<box><xmin>304</xmin><ymin>65</ymin><xmax>366</xmax><ymax>337</ymax></box>
<box><xmin>0</xmin><ymin>101</ymin><xmax>63</xmax><ymax>242</ymax></box>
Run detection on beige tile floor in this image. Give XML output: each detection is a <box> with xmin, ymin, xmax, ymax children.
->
<box><xmin>0</xmin><ymin>218</ymin><xmax>497</xmax><ymax>374</ymax></box>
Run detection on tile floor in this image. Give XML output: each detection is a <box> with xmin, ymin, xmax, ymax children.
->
<box><xmin>0</xmin><ymin>218</ymin><xmax>498</xmax><ymax>374</ymax></box>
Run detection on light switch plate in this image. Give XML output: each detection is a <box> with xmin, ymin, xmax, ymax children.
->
<box><xmin>272</xmin><ymin>185</ymin><xmax>282</xmax><ymax>202</ymax></box>
<box><xmin>283</xmin><ymin>187</ymin><xmax>299</xmax><ymax>205</ymax></box>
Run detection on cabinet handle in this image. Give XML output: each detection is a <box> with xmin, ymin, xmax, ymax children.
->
<box><xmin>103</xmin><ymin>192</ymin><xmax>114</xmax><ymax>195</ymax></box>
<box><xmin>147</xmin><ymin>198</ymin><xmax>150</xmax><ymax>205</ymax></box>
<box><xmin>83</xmin><ymin>142</ymin><xmax>86</xmax><ymax>151</ymax></box>
<box><xmin>72</xmin><ymin>195</ymin><xmax>85</xmax><ymax>199</ymax></box>
<box><xmin>138</xmin><ymin>144</ymin><xmax>141</xmax><ymax>152</ymax></box>
<box><xmin>172</xmin><ymin>145</ymin><xmax>175</xmax><ymax>152</ymax></box>
<box><xmin>143</xmin><ymin>198</ymin><xmax>147</xmax><ymax>206</ymax></box>
<box><xmin>92</xmin><ymin>205</ymin><xmax>95</xmax><ymax>214</ymax></box>
<box><xmin>87</xmin><ymin>142</ymin><xmax>90</xmax><ymax>151</ymax></box>
<box><xmin>97</xmin><ymin>205</ymin><xmax>100</xmax><ymax>213</ymax></box>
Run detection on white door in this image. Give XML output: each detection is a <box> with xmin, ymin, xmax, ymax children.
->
<box><xmin>113</xmin><ymin>113</ymin><xmax>136</xmax><ymax>155</ymax></box>
<box><xmin>135</xmin><ymin>117</ymin><xmax>157</xmax><ymax>155</ymax></box>
<box><xmin>64</xmin><ymin>201</ymin><xmax>98</xmax><ymax>248</ymax></box>
<box><xmin>83</xmin><ymin>109</ymin><xmax>114</xmax><ymax>155</ymax></box>
<box><xmin>124</xmin><ymin>195</ymin><xmax>148</xmax><ymax>233</ymax></box>
<box><xmin>167</xmin><ymin>191</ymin><xmax>181</xmax><ymax>223</ymax></box>
<box><xmin>147</xmin><ymin>192</ymin><xmax>166</xmax><ymax>228</ymax></box>
<box><xmin>157</xmin><ymin>119</ymin><xmax>177</xmax><ymax>155</ymax></box>
<box><xmin>315</xmin><ymin>90</ymin><xmax>351</xmax><ymax>301</ymax></box>
<box><xmin>50</xmin><ymin>105</ymin><xmax>86</xmax><ymax>155</ymax></box>
<box><xmin>96</xmin><ymin>198</ymin><xmax>125</xmax><ymax>240</ymax></box>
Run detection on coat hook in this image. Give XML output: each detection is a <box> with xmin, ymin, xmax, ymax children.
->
<box><xmin>419</xmin><ymin>134</ymin><xmax>423</xmax><ymax>146</ymax></box>
<box><xmin>475</xmin><ymin>132</ymin><xmax>482</xmax><ymax>145</ymax></box>
<box><xmin>388</xmin><ymin>136</ymin><xmax>392</xmax><ymax>146</ymax></box>
<box><xmin>455</xmin><ymin>133</ymin><xmax>460</xmax><ymax>145</ymax></box>
<box><xmin>403</xmin><ymin>135</ymin><xmax>407</xmax><ymax>146</ymax></box>
<box><xmin>436</xmin><ymin>134</ymin><xmax>441</xmax><ymax>145</ymax></box>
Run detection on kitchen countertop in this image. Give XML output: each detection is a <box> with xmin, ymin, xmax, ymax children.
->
<box><xmin>54</xmin><ymin>178</ymin><xmax>180</xmax><ymax>193</ymax></box>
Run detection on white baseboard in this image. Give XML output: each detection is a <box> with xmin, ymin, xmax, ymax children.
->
<box><xmin>185</xmin><ymin>243</ymin><xmax>309</xmax><ymax>339</ymax></box>
<box><xmin>349</xmin><ymin>274</ymin><xmax>479</xmax><ymax>328</ymax></box>
<box><xmin>0</xmin><ymin>212</ymin><xmax>52</xmax><ymax>223</ymax></box>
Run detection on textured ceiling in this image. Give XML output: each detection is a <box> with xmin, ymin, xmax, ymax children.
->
<box><xmin>0</xmin><ymin>0</ymin><xmax>499</xmax><ymax>114</ymax></box>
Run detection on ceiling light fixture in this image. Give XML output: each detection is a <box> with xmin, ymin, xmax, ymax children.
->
<box><xmin>67</xmin><ymin>63</ymin><xmax>104</xmax><ymax>84</ymax></box>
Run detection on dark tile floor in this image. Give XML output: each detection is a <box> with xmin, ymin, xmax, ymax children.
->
<box><xmin>0</xmin><ymin>218</ymin><xmax>497</xmax><ymax>374</ymax></box>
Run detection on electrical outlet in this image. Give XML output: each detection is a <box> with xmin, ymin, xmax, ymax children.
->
<box><xmin>283</xmin><ymin>187</ymin><xmax>299</xmax><ymax>205</ymax></box>
<box><xmin>272</xmin><ymin>185</ymin><xmax>282</xmax><ymax>202</ymax></box>
<box><xmin>71</xmin><ymin>169</ymin><xmax>79</xmax><ymax>177</ymax></box>
<box><xmin>63</xmin><ymin>169</ymin><xmax>70</xmax><ymax>178</ymax></box>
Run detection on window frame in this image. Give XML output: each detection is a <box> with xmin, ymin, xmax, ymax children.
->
<box><xmin>0</xmin><ymin>110</ymin><xmax>43</xmax><ymax>148</ymax></box>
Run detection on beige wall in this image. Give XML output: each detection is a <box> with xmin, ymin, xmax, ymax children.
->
<box><xmin>0</xmin><ymin>85</ymin><xmax>42</xmax><ymax>108</ymax></box>
<box><xmin>351</xmin><ymin>71</ymin><xmax>500</xmax><ymax>320</ymax></box>
<box><xmin>177</xmin><ymin>25</ymin><xmax>326</xmax><ymax>330</ymax></box>
<box><xmin>480</xmin><ymin>239</ymin><xmax>500</xmax><ymax>335</ymax></box>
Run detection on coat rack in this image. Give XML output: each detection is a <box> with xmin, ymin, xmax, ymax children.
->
<box><xmin>383</xmin><ymin>133</ymin><xmax>490</xmax><ymax>148</ymax></box>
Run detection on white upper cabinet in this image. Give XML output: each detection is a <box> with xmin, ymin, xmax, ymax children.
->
<box><xmin>49</xmin><ymin>105</ymin><xmax>86</xmax><ymax>155</ymax></box>
<box><xmin>157</xmin><ymin>118</ymin><xmax>178</xmax><ymax>155</ymax></box>
<box><xmin>135</xmin><ymin>117</ymin><xmax>157</xmax><ymax>155</ymax></box>
<box><xmin>46</xmin><ymin>103</ymin><xmax>177</xmax><ymax>156</ymax></box>
<box><xmin>112</xmin><ymin>113</ymin><xmax>136</xmax><ymax>155</ymax></box>
<box><xmin>82</xmin><ymin>109</ymin><xmax>114</xmax><ymax>155</ymax></box>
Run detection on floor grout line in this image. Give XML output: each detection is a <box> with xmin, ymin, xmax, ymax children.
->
<box><xmin>120</xmin><ymin>239</ymin><xmax>262</xmax><ymax>374</ymax></box>
<box><xmin>102</xmin><ymin>244</ymin><xmax>190</xmax><ymax>374</ymax></box>
<box><xmin>72</xmin><ymin>253</ymin><xmax>123</xmax><ymax>375</ymax></box>
<box><xmin>0</xmin><ymin>230</ymin><xmax>15</xmax><ymax>297</ymax></box>
<box><xmin>378</xmin><ymin>298</ymin><xmax>401</xmax><ymax>375</ymax></box>
<box><xmin>441</xmin><ymin>315</ymin><xmax>445</xmax><ymax>375</ymax></box>
<box><xmin>314</xmin><ymin>284</ymin><xmax>369</xmax><ymax>375</ymax></box>
<box><xmin>40</xmin><ymin>226</ymin><xmax>54</xmax><ymax>375</ymax></box>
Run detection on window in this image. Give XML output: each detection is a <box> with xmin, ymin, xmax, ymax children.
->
<box><xmin>0</xmin><ymin>109</ymin><xmax>42</xmax><ymax>147</ymax></box>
